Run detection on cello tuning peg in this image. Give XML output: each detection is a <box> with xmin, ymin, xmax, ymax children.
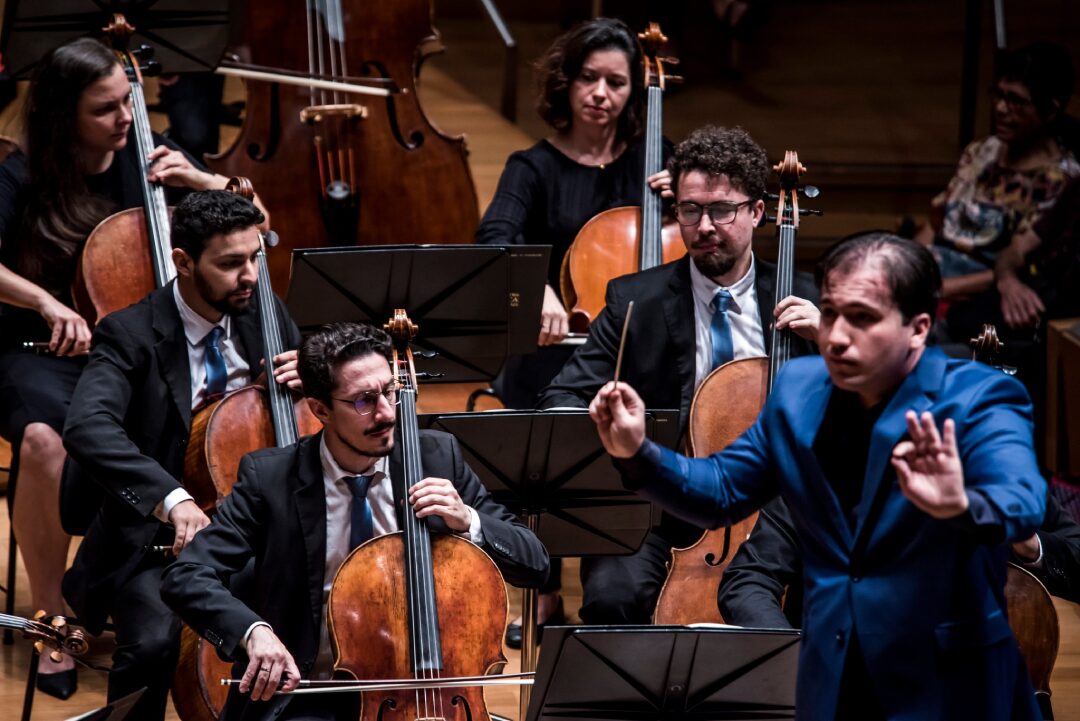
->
<box><xmin>132</xmin><ymin>45</ymin><xmax>155</xmax><ymax>59</ymax></box>
<box><xmin>50</xmin><ymin>651</ymin><xmax>63</xmax><ymax>663</ymax></box>
<box><xmin>764</xmin><ymin>192</ymin><xmax>780</xmax><ymax>201</ymax></box>
<box><xmin>33</xmin><ymin>610</ymin><xmax>47</xmax><ymax>621</ymax></box>
<box><xmin>141</xmin><ymin>60</ymin><xmax>163</xmax><ymax>77</ymax></box>
<box><xmin>665</xmin><ymin>74</ymin><xmax>685</xmax><ymax>85</ymax></box>
<box><xmin>798</xmin><ymin>208</ymin><xmax>823</xmax><ymax>217</ymax></box>
<box><xmin>801</xmin><ymin>185</ymin><xmax>821</xmax><ymax>199</ymax></box>
<box><xmin>414</xmin><ymin>350</ymin><xmax>438</xmax><ymax>359</ymax></box>
<box><xmin>51</xmin><ymin>616</ymin><xmax>67</xmax><ymax>629</ymax></box>
<box><xmin>262</xmin><ymin>230</ymin><xmax>281</xmax><ymax>249</ymax></box>
<box><xmin>415</xmin><ymin>371</ymin><xmax>445</xmax><ymax>380</ymax></box>
<box><xmin>759</xmin><ymin>214</ymin><xmax>777</xmax><ymax>227</ymax></box>
<box><xmin>34</xmin><ymin>641</ymin><xmax>45</xmax><ymax>654</ymax></box>
<box><xmin>661</xmin><ymin>56</ymin><xmax>681</xmax><ymax>65</ymax></box>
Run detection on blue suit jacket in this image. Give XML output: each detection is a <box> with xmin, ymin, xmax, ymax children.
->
<box><xmin>622</xmin><ymin>347</ymin><xmax>1045</xmax><ymax>721</ymax></box>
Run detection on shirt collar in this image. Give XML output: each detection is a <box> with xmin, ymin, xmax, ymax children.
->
<box><xmin>172</xmin><ymin>281</ymin><xmax>233</xmax><ymax>347</ymax></box>
<box><xmin>319</xmin><ymin>433</ymin><xmax>386</xmax><ymax>485</ymax></box>
<box><xmin>689</xmin><ymin>254</ymin><xmax>756</xmax><ymax>315</ymax></box>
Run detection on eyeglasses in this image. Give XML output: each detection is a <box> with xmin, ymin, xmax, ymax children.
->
<box><xmin>332</xmin><ymin>381</ymin><xmax>402</xmax><ymax>416</ymax></box>
<box><xmin>991</xmin><ymin>86</ymin><xmax>1034</xmax><ymax>111</ymax></box>
<box><xmin>674</xmin><ymin>199</ymin><xmax>755</xmax><ymax>226</ymax></box>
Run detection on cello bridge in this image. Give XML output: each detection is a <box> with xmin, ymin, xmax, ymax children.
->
<box><xmin>300</xmin><ymin>104</ymin><xmax>368</xmax><ymax>125</ymax></box>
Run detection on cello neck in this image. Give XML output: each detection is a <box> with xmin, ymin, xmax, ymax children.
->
<box><xmin>385</xmin><ymin>310</ymin><xmax>445</xmax><ymax>676</ymax></box>
<box><xmin>254</xmin><ymin>244</ymin><xmax>299</xmax><ymax>447</ymax></box>
<box><xmin>638</xmin><ymin>83</ymin><xmax>664</xmax><ymax>271</ymax></box>
<box><xmin>637</xmin><ymin>22</ymin><xmax>677</xmax><ymax>272</ymax></box>
<box><xmin>767</xmin><ymin>150</ymin><xmax>806</xmax><ymax>394</ymax></box>
<box><xmin>107</xmin><ymin>20</ymin><xmax>175</xmax><ymax>289</ymax></box>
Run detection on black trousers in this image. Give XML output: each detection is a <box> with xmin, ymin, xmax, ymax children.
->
<box><xmin>578</xmin><ymin>532</ymin><xmax>673</xmax><ymax>624</ymax></box>
<box><xmin>834</xmin><ymin>634</ymin><xmax>886</xmax><ymax>721</ymax></box>
<box><xmin>107</xmin><ymin>555</ymin><xmax>181</xmax><ymax>721</ymax></box>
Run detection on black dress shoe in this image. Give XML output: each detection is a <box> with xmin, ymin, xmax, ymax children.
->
<box><xmin>36</xmin><ymin>667</ymin><xmax>78</xmax><ymax>700</ymax></box>
<box><xmin>504</xmin><ymin>597</ymin><xmax>566</xmax><ymax>650</ymax></box>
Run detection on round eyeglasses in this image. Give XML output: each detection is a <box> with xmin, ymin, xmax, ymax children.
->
<box><xmin>332</xmin><ymin>381</ymin><xmax>403</xmax><ymax>416</ymax></box>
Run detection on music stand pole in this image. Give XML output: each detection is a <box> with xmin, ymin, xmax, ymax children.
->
<box><xmin>518</xmin><ymin>513</ymin><xmax>540</xmax><ymax>721</ymax></box>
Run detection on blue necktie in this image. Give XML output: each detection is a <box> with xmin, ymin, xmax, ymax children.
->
<box><xmin>203</xmin><ymin>326</ymin><xmax>227</xmax><ymax>400</ymax></box>
<box><xmin>709</xmin><ymin>289</ymin><xmax>735</xmax><ymax>370</ymax></box>
<box><xmin>346</xmin><ymin>475</ymin><xmax>376</xmax><ymax>550</ymax></box>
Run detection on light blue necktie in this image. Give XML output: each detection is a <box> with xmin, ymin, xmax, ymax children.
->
<box><xmin>203</xmin><ymin>326</ymin><xmax>227</xmax><ymax>400</ymax></box>
<box><xmin>346</xmin><ymin>475</ymin><xmax>376</xmax><ymax>550</ymax></box>
<box><xmin>709</xmin><ymin>288</ymin><xmax>735</xmax><ymax>370</ymax></box>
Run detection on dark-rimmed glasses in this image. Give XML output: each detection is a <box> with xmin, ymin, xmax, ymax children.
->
<box><xmin>674</xmin><ymin>199</ymin><xmax>755</xmax><ymax>226</ymax></box>
<box><xmin>332</xmin><ymin>381</ymin><xmax>402</xmax><ymax>416</ymax></box>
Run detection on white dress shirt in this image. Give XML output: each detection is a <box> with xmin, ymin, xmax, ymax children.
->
<box><xmin>157</xmin><ymin>283</ymin><xmax>252</xmax><ymax>520</ymax></box>
<box><xmin>689</xmin><ymin>256</ymin><xmax>766</xmax><ymax>389</ymax></box>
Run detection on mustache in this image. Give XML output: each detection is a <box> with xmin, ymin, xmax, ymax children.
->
<box><xmin>365</xmin><ymin>421</ymin><xmax>396</xmax><ymax>437</ymax></box>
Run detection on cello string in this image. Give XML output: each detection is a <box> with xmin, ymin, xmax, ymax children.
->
<box><xmin>402</xmin><ymin>382</ymin><xmax>431</xmax><ymax>717</ymax></box>
<box><xmin>305</xmin><ymin>0</ymin><xmax>317</xmax><ymax>108</ymax></box>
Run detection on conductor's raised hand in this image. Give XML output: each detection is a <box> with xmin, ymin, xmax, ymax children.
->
<box><xmin>589</xmin><ymin>381</ymin><xmax>646</xmax><ymax>458</ymax></box>
<box><xmin>240</xmin><ymin>625</ymin><xmax>300</xmax><ymax>701</ymax></box>
<box><xmin>891</xmin><ymin>410</ymin><xmax>968</xmax><ymax>519</ymax></box>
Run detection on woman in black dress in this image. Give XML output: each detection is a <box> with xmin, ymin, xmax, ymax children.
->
<box><xmin>0</xmin><ymin>38</ymin><xmax>253</xmax><ymax>697</ymax></box>
<box><xmin>476</xmin><ymin>17</ymin><xmax>672</xmax><ymax>645</ymax></box>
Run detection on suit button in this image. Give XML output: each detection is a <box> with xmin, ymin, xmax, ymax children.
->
<box><xmin>851</xmin><ymin>575</ymin><xmax>861</xmax><ymax>583</ymax></box>
<box><xmin>836</xmin><ymin>630</ymin><xmax>845</xmax><ymax>646</ymax></box>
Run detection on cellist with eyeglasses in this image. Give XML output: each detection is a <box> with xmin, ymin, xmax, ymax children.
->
<box><xmin>161</xmin><ymin>322</ymin><xmax>549</xmax><ymax>721</ymax></box>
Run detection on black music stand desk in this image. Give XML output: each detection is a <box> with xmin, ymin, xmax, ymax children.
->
<box><xmin>528</xmin><ymin>626</ymin><xmax>800</xmax><ymax>721</ymax></box>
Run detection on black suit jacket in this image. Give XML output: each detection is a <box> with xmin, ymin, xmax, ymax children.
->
<box><xmin>539</xmin><ymin>255</ymin><xmax>818</xmax><ymax>433</ymax></box>
<box><xmin>718</xmin><ymin>494</ymin><xmax>1080</xmax><ymax>629</ymax></box>
<box><xmin>161</xmin><ymin>431</ymin><xmax>550</xmax><ymax>721</ymax></box>
<box><xmin>61</xmin><ymin>281</ymin><xmax>300</xmax><ymax>633</ymax></box>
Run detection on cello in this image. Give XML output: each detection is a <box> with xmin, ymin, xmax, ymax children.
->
<box><xmin>653</xmin><ymin>151</ymin><xmax>817</xmax><ymax>625</ymax></box>
<box><xmin>171</xmin><ymin>177</ymin><xmax>321</xmax><ymax>721</ymax></box>
<box><xmin>208</xmin><ymin>1</ymin><xmax>478</xmax><ymax>293</ymax></box>
<box><xmin>560</xmin><ymin>22</ymin><xmax>684</xmax><ymax>333</ymax></box>
<box><xmin>323</xmin><ymin>309</ymin><xmax>508</xmax><ymax>721</ymax></box>
<box><xmin>72</xmin><ymin>15</ymin><xmax>175</xmax><ymax>326</ymax></box>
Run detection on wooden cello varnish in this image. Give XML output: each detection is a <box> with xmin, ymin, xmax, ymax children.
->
<box><xmin>653</xmin><ymin>151</ymin><xmax>809</xmax><ymax>625</ymax></box>
<box><xmin>327</xmin><ymin>310</ymin><xmax>507</xmax><ymax>721</ymax></box>
<box><xmin>560</xmin><ymin>23</ymin><xmax>684</xmax><ymax>333</ymax></box>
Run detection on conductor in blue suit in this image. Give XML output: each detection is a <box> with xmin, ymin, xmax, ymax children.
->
<box><xmin>589</xmin><ymin>232</ymin><xmax>1046</xmax><ymax>721</ymax></box>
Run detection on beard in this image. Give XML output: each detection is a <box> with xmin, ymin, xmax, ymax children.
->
<box><xmin>340</xmin><ymin>420</ymin><xmax>397</xmax><ymax>459</ymax></box>
<box><xmin>194</xmin><ymin>271</ymin><xmax>254</xmax><ymax>316</ymax></box>
<box><xmin>691</xmin><ymin>249</ymin><xmax>738</xmax><ymax>279</ymax></box>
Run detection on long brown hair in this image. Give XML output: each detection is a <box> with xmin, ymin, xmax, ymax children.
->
<box><xmin>17</xmin><ymin>38</ymin><xmax>120</xmax><ymax>289</ymax></box>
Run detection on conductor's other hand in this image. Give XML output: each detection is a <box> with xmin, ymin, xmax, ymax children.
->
<box><xmin>589</xmin><ymin>381</ymin><xmax>646</xmax><ymax>458</ymax></box>
<box><xmin>891</xmin><ymin>410</ymin><xmax>969</xmax><ymax>519</ymax></box>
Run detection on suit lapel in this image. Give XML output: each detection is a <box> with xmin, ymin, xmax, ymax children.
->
<box><xmin>293</xmin><ymin>435</ymin><xmax>328</xmax><ymax>635</ymax></box>
<box><xmin>388</xmin><ymin>429</ymin><xmax>407</xmax><ymax>527</ymax></box>
<box><xmin>754</xmin><ymin>258</ymin><xmax>777</xmax><ymax>357</ymax></box>
<box><xmin>233</xmin><ymin>298</ymin><xmax>265</xmax><ymax>372</ymax></box>
<box><xmin>661</xmin><ymin>258</ymin><xmax>698</xmax><ymax>423</ymax></box>
<box><xmin>852</xmin><ymin>349</ymin><xmax>946</xmax><ymax>549</ymax></box>
<box><xmin>152</xmin><ymin>283</ymin><xmax>193</xmax><ymax>430</ymax></box>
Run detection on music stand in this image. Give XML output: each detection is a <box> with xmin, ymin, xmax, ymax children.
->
<box><xmin>418</xmin><ymin>408</ymin><xmax>681</xmax><ymax>718</ymax></box>
<box><xmin>65</xmin><ymin>688</ymin><xmax>146</xmax><ymax>721</ymax></box>
<box><xmin>528</xmin><ymin>626</ymin><xmax>799</xmax><ymax>720</ymax></box>
<box><xmin>286</xmin><ymin>244</ymin><xmax>551</xmax><ymax>382</ymax></box>
<box><xmin>1</xmin><ymin>1</ymin><xmax>230</xmax><ymax>78</ymax></box>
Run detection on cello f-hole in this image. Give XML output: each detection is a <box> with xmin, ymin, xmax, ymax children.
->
<box><xmin>362</xmin><ymin>60</ymin><xmax>424</xmax><ymax>151</ymax></box>
<box><xmin>452</xmin><ymin>693</ymin><xmax>474</xmax><ymax>721</ymax></box>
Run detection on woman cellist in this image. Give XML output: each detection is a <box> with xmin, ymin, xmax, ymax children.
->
<box><xmin>0</xmin><ymin>37</ymin><xmax>247</xmax><ymax>699</ymax></box>
<box><xmin>475</xmin><ymin>17</ymin><xmax>671</xmax><ymax>644</ymax></box>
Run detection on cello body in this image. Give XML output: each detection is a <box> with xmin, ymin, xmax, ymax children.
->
<box><xmin>329</xmin><ymin>534</ymin><xmax>508</xmax><ymax>721</ymax></box>
<box><xmin>210</xmin><ymin>1</ymin><xmax>478</xmax><ymax>292</ymax></box>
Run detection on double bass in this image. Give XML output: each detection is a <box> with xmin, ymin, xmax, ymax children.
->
<box><xmin>325</xmin><ymin>310</ymin><xmax>507</xmax><ymax>720</ymax></box>
<box><xmin>653</xmin><ymin>151</ymin><xmax>817</xmax><ymax>625</ymax></box>
<box><xmin>210</xmin><ymin>1</ymin><xmax>478</xmax><ymax>293</ymax></box>
<box><xmin>560</xmin><ymin>22</ymin><xmax>684</xmax><ymax>332</ymax></box>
